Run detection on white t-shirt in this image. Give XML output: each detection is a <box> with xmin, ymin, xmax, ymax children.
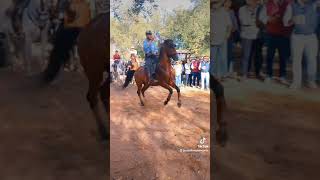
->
<box><xmin>211</xmin><ymin>8</ymin><xmax>232</xmax><ymax>45</ymax></box>
<box><xmin>174</xmin><ymin>64</ymin><xmax>183</xmax><ymax>76</ymax></box>
<box><xmin>185</xmin><ymin>63</ymin><xmax>191</xmax><ymax>74</ymax></box>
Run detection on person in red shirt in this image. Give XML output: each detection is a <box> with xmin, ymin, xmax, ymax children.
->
<box><xmin>113</xmin><ymin>50</ymin><xmax>121</xmax><ymax>64</ymax></box>
<box><xmin>262</xmin><ymin>0</ymin><xmax>293</xmax><ymax>83</ymax></box>
<box><xmin>191</xmin><ymin>58</ymin><xmax>201</xmax><ymax>88</ymax></box>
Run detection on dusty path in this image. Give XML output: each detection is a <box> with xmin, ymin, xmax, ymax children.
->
<box><xmin>1</xmin><ymin>67</ymin><xmax>319</xmax><ymax>180</ymax></box>
<box><xmin>213</xmin><ymin>79</ymin><xmax>320</xmax><ymax>180</ymax></box>
<box><xmin>0</xmin><ymin>69</ymin><xmax>107</xmax><ymax>180</ymax></box>
<box><xmin>110</xmin><ymin>84</ymin><xmax>211</xmax><ymax>180</ymax></box>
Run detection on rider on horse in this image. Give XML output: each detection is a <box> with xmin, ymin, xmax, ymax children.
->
<box><xmin>143</xmin><ymin>30</ymin><xmax>159</xmax><ymax>83</ymax></box>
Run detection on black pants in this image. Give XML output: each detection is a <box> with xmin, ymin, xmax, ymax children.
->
<box><xmin>266</xmin><ymin>34</ymin><xmax>290</xmax><ymax>78</ymax></box>
<box><xmin>186</xmin><ymin>74</ymin><xmax>192</xmax><ymax>86</ymax></box>
<box><xmin>0</xmin><ymin>33</ymin><xmax>9</xmax><ymax>67</ymax></box>
<box><xmin>248</xmin><ymin>37</ymin><xmax>265</xmax><ymax>76</ymax></box>
<box><xmin>123</xmin><ymin>70</ymin><xmax>135</xmax><ymax>88</ymax></box>
<box><xmin>192</xmin><ymin>72</ymin><xmax>201</xmax><ymax>86</ymax></box>
<box><xmin>44</xmin><ymin>26</ymin><xmax>81</xmax><ymax>82</ymax></box>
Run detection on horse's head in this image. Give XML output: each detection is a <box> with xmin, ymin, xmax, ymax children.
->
<box><xmin>161</xmin><ymin>39</ymin><xmax>179</xmax><ymax>62</ymax></box>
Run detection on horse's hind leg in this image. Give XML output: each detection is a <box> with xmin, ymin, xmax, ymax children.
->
<box><xmin>137</xmin><ymin>83</ymin><xmax>145</xmax><ymax>106</ymax></box>
<box><xmin>210</xmin><ymin>75</ymin><xmax>227</xmax><ymax>146</ymax></box>
<box><xmin>87</xmin><ymin>76</ymin><xmax>108</xmax><ymax>141</ymax></box>
<box><xmin>141</xmin><ymin>83</ymin><xmax>150</xmax><ymax>98</ymax></box>
<box><xmin>99</xmin><ymin>76</ymin><xmax>110</xmax><ymax>133</ymax></box>
<box><xmin>160</xmin><ymin>83</ymin><xmax>173</xmax><ymax>105</ymax></box>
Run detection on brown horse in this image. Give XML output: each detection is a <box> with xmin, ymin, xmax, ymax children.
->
<box><xmin>133</xmin><ymin>39</ymin><xmax>182</xmax><ymax>107</ymax></box>
<box><xmin>77</xmin><ymin>13</ymin><xmax>109</xmax><ymax>142</ymax></box>
<box><xmin>131</xmin><ymin>39</ymin><xmax>227</xmax><ymax>146</ymax></box>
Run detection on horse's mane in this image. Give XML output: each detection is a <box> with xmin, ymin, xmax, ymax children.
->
<box><xmin>159</xmin><ymin>39</ymin><xmax>175</xmax><ymax>60</ymax></box>
<box><xmin>160</xmin><ymin>39</ymin><xmax>175</xmax><ymax>48</ymax></box>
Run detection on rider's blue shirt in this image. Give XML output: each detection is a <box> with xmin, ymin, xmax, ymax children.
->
<box><xmin>143</xmin><ymin>39</ymin><xmax>158</xmax><ymax>55</ymax></box>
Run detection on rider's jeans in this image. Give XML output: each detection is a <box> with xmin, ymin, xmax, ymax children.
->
<box><xmin>145</xmin><ymin>56</ymin><xmax>156</xmax><ymax>78</ymax></box>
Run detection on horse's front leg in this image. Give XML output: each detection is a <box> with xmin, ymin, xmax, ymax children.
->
<box><xmin>172</xmin><ymin>83</ymin><xmax>182</xmax><ymax>108</ymax></box>
<box><xmin>160</xmin><ymin>82</ymin><xmax>173</xmax><ymax>105</ymax></box>
<box><xmin>137</xmin><ymin>83</ymin><xmax>145</xmax><ymax>106</ymax></box>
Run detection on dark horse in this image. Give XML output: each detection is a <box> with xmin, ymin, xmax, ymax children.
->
<box><xmin>210</xmin><ymin>76</ymin><xmax>227</xmax><ymax>146</ymax></box>
<box><xmin>77</xmin><ymin>13</ymin><xmax>110</xmax><ymax>142</ymax></box>
<box><xmin>132</xmin><ymin>39</ymin><xmax>181</xmax><ymax>107</ymax></box>
<box><xmin>127</xmin><ymin>39</ymin><xmax>227</xmax><ymax>146</ymax></box>
<box><xmin>43</xmin><ymin>13</ymin><xmax>110</xmax><ymax>142</ymax></box>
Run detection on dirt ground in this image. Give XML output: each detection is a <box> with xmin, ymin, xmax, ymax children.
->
<box><xmin>1</xmin><ymin>68</ymin><xmax>320</xmax><ymax>180</ymax></box>
<box><xmin>110</xmin><ymin>83</ymin><xmax>211</xmax><ymax>180</ymax></box>
<box><xmin>213</xmin><ymin>78</ymin><xmax>320</xmax><ymax>180</ymax></box>
<box><xmin>0</xmin><ymin>69</ymin><xmax>107</xmax><ymax>180</ymax></box>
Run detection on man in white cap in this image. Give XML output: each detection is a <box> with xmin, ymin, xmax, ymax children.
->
<box><xmin>129</xmin><ymin>46</ymin><xmax>137</xmax><ymax>57</ymax></box>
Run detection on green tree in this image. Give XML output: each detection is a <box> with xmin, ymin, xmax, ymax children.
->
<box><xmin>162</xmin><ymin>0</ymin><xmax>209</xmax><ymax>55</ymax></box>
<box><xmin>111</xmin><ymin>0</ymin><xmax>210</xmax><ymax>58</ymax></box>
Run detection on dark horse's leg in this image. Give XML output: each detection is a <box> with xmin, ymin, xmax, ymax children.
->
<box><xmin>170</xmin><ymin>82</ymin><xmax>182</xmax><ymax>108</ymax></box>
<box><xmin>141</xmin><ymin>83</ymin><xmax>150</xmax><ymax>98</ymax></box>
<box><xmin>210</xmin><ymin>75</ymin><xmax>227</xmax><ymax>146</ymax></box>
<box><xmin>86</xmin><ymin>74</ymin><xmax>108</xmax><ymax>141</ymax></box>
<box><xmin>159</xmin><ymin>82</ymin><xmax>173</xmax><ymax>105</ymax></box>
<box><xmin>174</xmin><ymin>84</ymin><xmax>182</xmax><ymax>107</ymax></box>
<box><xmin>99</xmin><ymin>76</ymin><xmax>110</xmax><ymax>140</ymax></box>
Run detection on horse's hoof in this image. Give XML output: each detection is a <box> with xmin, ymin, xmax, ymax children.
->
<box><xmin>164</xmin><ymin>101</ymin><xmax>168</xmax><ymax>105</ymax></box>
<box><xmin>177</xmin><ymin>102</ymin><xmax>182</xmax><ymax>108</ymax></box>
<box><xmin>216</xmin><ymin>129</ymin><xmax>228</xmax><ymax>147</ymax></box>
<box><xmin>140</xmin><ymin>102</ymin><xmax>145</xmax><ymax>106</ymax></box>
